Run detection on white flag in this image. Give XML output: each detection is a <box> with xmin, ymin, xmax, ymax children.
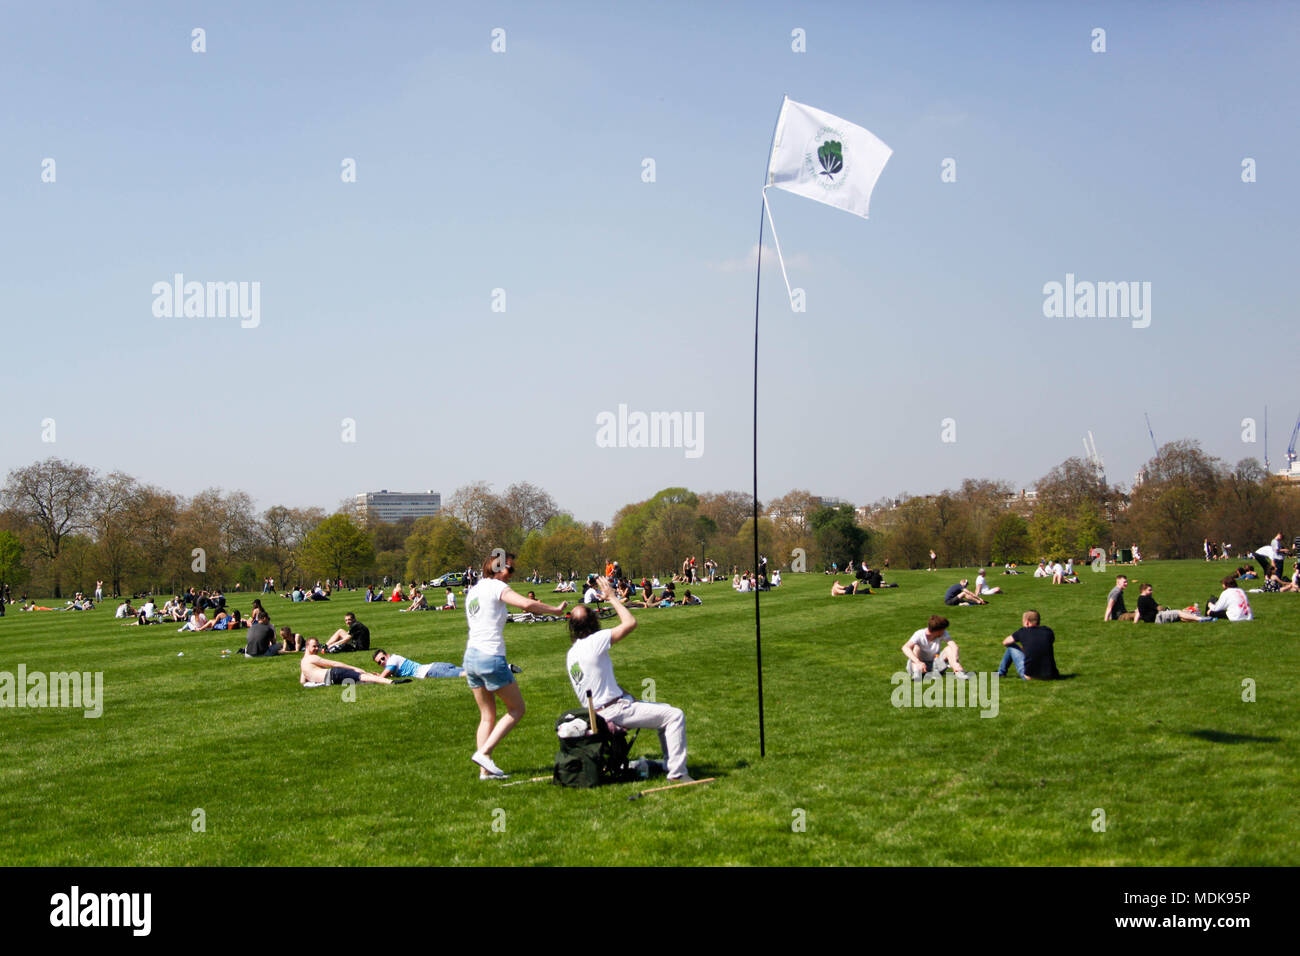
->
<box><xmin>766</xmin><ymin>97</ymin><xmax>892</xmax><ymax>219</ymax></box>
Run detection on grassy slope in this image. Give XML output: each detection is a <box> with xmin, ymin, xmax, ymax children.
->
<box><xmin>0</xmin><ymin>561</ymin><xmax>1295</xmax><ymax>866</ymax></box>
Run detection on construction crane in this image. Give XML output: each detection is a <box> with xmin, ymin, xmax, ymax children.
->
<box><xmin>1144</xmin><ymin>412</ymin><xmax>1159</xmax><ymax>457</ymax></box>
<box><xmin>1285</xmin><ymin>408</ymin><xmax>1300</xmax><ymax>477</ymax></box>
<box><xmin>1083</xmin><ymin>431</ymin><xmax>1106</xmax><ymax>484</ymax></box>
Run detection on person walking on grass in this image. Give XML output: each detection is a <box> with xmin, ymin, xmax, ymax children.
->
<box><xmin>463</xmin><ymin>552</ymin><xmax>568</xmax><ymax>780</ymax></box>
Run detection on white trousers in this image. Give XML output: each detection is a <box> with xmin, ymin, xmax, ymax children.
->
<box><xmin>600</xmin><ymin>695</ymin><xmax>688</xmax><ymax>779</ymax></box>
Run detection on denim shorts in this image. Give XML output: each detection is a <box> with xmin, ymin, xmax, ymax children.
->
<box><xmin>463</xmin><ymin>647</ymin><xmax>514</xmax><ymax>691</ymax></box>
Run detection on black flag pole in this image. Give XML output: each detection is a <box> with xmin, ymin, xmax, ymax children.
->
<box><xmin>752</xmin><ymin>98</ymin><xmax>785</xmax><ymax>759</ymax></box>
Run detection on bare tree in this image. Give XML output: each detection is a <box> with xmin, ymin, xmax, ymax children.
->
<box><xmin>2</xmin><ymin>458</ymin><xmax>96</xmax><ymax>598</ymax></box>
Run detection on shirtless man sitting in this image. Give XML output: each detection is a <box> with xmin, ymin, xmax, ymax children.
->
<box><xmin>299</xmin><ymin>638</ymin><xmax>393</xmax><ymax>686</ymax></box>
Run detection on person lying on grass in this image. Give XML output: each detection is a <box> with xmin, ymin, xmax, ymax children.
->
<box><xmin>901</xmin><ymin>615</ymin><xmax>971</xmax><ymax>680</ymax></box>
<box><xmin>372</xmin><ymin>649</ymin><xmax>468</xmax><ymax>679</ymax></box>
<box><xmin>831</xmin><ymin>580</ymin><xmax>870</xmax><ymax>595</ymax></box>
<box><xmin>1134</xmin><ymin>584</ymin><xmax>1208</xmax><ymax>623</ymax></box>
<box><xmin>300</xmin><ymin>638</ymin><xmax>393</xmax><ymax>686</ymax></box>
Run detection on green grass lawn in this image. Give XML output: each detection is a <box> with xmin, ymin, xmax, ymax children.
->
<box><xmin>1</xmin><ymin>561</ymin><xmax>1295</xmax><ymax>866</ymax></box>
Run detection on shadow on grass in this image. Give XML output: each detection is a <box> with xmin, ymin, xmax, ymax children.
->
<box><xmin>1186</xmin><ymin>729</ymin><xmax>1281</xmax><ymax>744</ymax></box>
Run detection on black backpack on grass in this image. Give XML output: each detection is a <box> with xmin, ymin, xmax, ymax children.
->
<box><xmin>552</xmin><ymin>710</ymin><xmax>638</xmax><ymax>788</ymax></box>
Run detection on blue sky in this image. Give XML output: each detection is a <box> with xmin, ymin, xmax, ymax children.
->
<box><xmin>3</xmin><ymin>1</ymin><xmax>1297</xmax><ymax>522</ymax></box>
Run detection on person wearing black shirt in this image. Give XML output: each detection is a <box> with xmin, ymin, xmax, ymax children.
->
<box><xmin>996</xmin><ymin>610</ymin><xmax>1059</xmax><ymax>680</ymax></box>
<box><xmin>323</xmin><ymin>612</ymin><xmax>370</xmax><ymax>653</ymax></box>
<box><xmin>1134</xmin><ymin>584</ymin><xmax>1205</xmax><ymax>623</ymax></box>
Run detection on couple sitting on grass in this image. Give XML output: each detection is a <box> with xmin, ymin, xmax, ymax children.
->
<box><xmin>296</xmin><ymin>639</ymin><xmax>475</xmax><ymax>686</ymax></box>
<box><xmin>901</xmin><ymin>611</ymin><xmax>1060</xmax><ymax>682</ymax></box>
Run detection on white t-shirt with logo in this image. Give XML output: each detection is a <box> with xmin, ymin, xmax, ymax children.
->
<box><xmin>906</xmin><ymin>628</ymin><xmax>950</xmax><ymax>662</ymax></box>
<box><xmin>566</xmin><ymin>630</ymin><xmax>624</xmax><ymax>709</ymax></box>
<box><xmin>465</xmin><ymin>577</ymin><xmax>510</xmax><ymax>656</ymax></box>
<box><xmin>1210</xmin><ymin>587</ymin><xmax>1253</xmax><ymax>621</ymax></box>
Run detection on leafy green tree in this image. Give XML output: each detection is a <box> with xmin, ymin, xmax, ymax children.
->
<box><xmin>298</xmin><ymin>514</ymin><xmax>375</xmax><ymax>583</ymax></box>
<box><xmin>810</xmin><ymin>504</ymin><xmax>867</xmax><ymax>569</ymax></box>
<box><xmin>988</xmin><ymin>513</ymin><xmax>1033</xmax><ymax>564</ymax></box>
<box><xmin>404</xmin><ymin>514</ymin><xmax>472</xmax><ymax>582</ymax></box>
<box><xmin>1029</xmin><ymin>512</ymin><xmax>1071</xmax><ymax>562</ymax></box>
<box><xmin>0</xmin><ymin>530</ymin><xmax>27</xmax><ymax>590</ymax></box>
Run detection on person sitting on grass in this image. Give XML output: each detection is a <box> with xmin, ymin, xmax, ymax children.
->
<box><xmin>1134</xmin><ymin>583</ymin><xmax>1207</xmax><ymax>623</ymax></box>
<box><xmin>115</xmin><ymin>599</ymin><xmax>136</xmax><ymax>619</ymax></box>
<box><xmin>974</xmin><ymin>569</ymin><xmax>1002</xmax><ymax>596</ymax></box>
<box><xmin>123</xmin><ymin>598</ymin><xmax>157</xmax><ymax>625</ymax></box>
<box><xmin>372</xmin><ymin>648</ymin><xmax>468</xmax><ymax>680</ymax></box>
<box><xmin>244</xmin><ymin>610</ymin><xmax>296</xmax><ymax>656</ymax></box>
<box><xmin>831</xmin><ymin>579</ymin><xmax>870</xmax><ymax>595</ymax></box>
<box><xmin>181</xmin><ymin>607</ymin><xmax>213</xmax><ymax>631</ymax></box>
<box><xmin>1236</xmin><ymin>565</ymin><xmax>1258</xmax><ymax>580</ymax></box>
<box><xmin>1103</xmin><ymin>574</ymin><xmax>1132</xmax><ymax>621</ymax></box>
<box><xmin>1033</xmin><ymin>561</ymin><xmax>1050</xmax><ymax>578</ymax></box>
<box><xmin>631</xmin><ymin>583</ymin><xmax>660</xmax><ymax>608</ymax></box>
<box><xmin>323</xmin><ymin>612</ymin><xmax>370</xmax><ymax>652</ymax></box>
<box><xmin>996</xmin><ymin>609</ymin><xmax>1060</xmax><ymax>680</ymax></box>
<box><xmin>901</xmin><ymin>615</ymin><xmax>971</xmax><ymax>680</ymax></box>
<box><xmin>681</xmin><ymin>589</ymin><xmax>702</xmax><ymax>605</ymax></box>
<box><xmin>401</xmin><ymin>590</ymin><xmax>430</xmax><ymax>612</ymax></box>
<box><xmin>158</xmin><ymin>595</ymin><xmax>182</xmax><ymax>621</ymax></box>
<box><xmin>443</xmin><ymin>588</ymin><xmax>457</xmax><ymax>610</ymax></box>
<box><xmin>299</xmin><ymin>638</ymin><xmax>393</xmax><ymax>686</ymax></box>
<box><xmin>66</xmin><ymin>594</ymin><xmax>95</xmax><ymax>611</ymax></box>
<box><xmin>1206</xmin><ymin>576</ymin><xmax>1253</xmax><ymax>621</ymax></box>
<box><xmin>943</xmin><ymin>579</ymin><xmax>986</xmax><ymax>606</ymax></box>
<box><xmin>388</xmin><ymin>582</ymin><xmax>405</xmax><ymax>603</ymax></box>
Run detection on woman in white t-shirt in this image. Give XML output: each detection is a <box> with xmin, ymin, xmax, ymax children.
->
<box><xmin>462</xmin><ymin>552</ymin><xmax>568</xmax><ymax>779</ymax></box>
<box><xmin>1206</xmin><ymin>575</ymin><xmax>1253</xmax><ymax>622</ymax></box>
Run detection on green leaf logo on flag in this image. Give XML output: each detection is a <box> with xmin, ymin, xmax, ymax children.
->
<box><xmin>817</xmin><ymin>140</ymin><xmax>843</xmax><ymax>179</ymax></box>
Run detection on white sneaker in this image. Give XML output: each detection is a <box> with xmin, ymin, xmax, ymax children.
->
<box><xmin>471</xmin><ymin>751</ymin><xmax>507</xmax><ymax>778</ymax></box>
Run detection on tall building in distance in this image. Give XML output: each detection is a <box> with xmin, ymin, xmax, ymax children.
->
<box><xmin>355</xmin><ymin>489</ymin><xmax>442</xmax><ymax>523</ymax></box>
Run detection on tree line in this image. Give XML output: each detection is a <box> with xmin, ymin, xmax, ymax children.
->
<box><xmin>2</xmin><ymin>441</ymin><xmax>1295</xmax><ymax>597</ymax></box>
